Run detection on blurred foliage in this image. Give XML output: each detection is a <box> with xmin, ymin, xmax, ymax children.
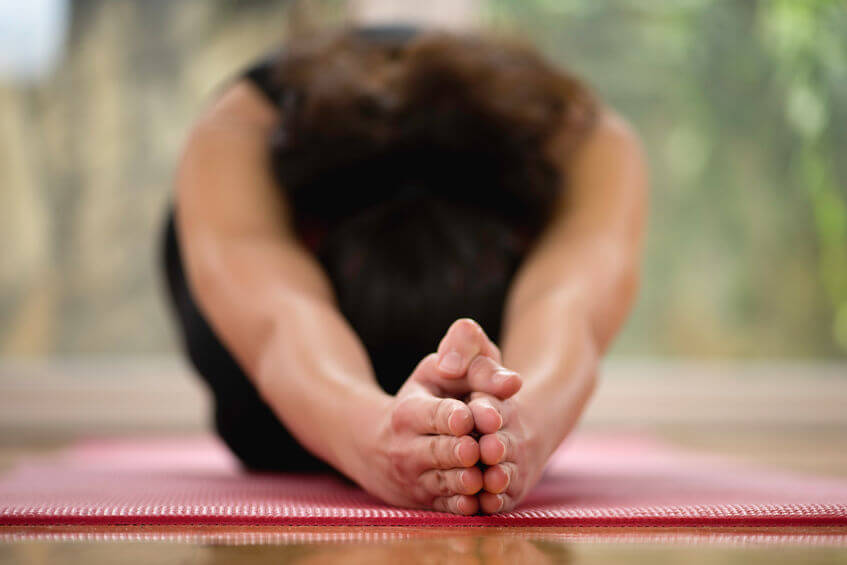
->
<box><xmin>485</xmin><ymin>0</ymin><xmax>847</xmax><ymax>356</ymax></box>
<box><xmin>757</xmin><ymin>0</ymin><xmax>847</xmax><ymax>350</ymax></box>
<box><xmin>0</xmin><ymin>0</ymin><xmax>845</xmax><ymax>358</ymax></box>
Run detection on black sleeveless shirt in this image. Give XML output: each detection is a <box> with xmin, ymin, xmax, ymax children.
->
<box><xmin>240</xmin><ymin>27</ymin><xmax>541</xmax><ymax>393</ymax></box>
<box><xmin>244</xmin><ymin>26</ymin><xmax>419</xmax><ymax>108</ymax></box>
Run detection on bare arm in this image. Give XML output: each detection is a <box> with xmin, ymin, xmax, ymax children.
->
<box><xmin>175</xmin><ymin>82</ymin><xmax>514</xmax><ymax>514</ymax></box>
<box><xmin>505</xmin><ymin>109</ymin><xmax>646</xmax><ymax>412</ymax></box>
<box><xmin>471</xmin><ymin>110</ymin><xmax>648</xmax><ymax>513</ymax></box>
<box><xmin>504</xmin><ymin>111</ymin><xmax>646</xmax><ymax>353</ymax></box>
<box><xmin>175</xmin><ymin>83</ymin><xmax>385</xmax><ymax>470</ymax></box>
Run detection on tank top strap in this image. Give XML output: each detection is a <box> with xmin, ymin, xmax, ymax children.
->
<box><xmin>241</xmin><ymin>25</ymin><xmax>419</xmax><ymax>107</ymax></box>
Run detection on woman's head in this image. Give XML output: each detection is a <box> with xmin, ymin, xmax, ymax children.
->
<box><xmin>269</xmin><ymin>29</ymin><xmax>596</xmax><ymax>388</ymax></box>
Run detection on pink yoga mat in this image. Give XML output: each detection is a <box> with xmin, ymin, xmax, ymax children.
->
<box><xmin>1</xmin><ymin>433</ymin><xmax>845</xmax><ymax>527</ymax></box>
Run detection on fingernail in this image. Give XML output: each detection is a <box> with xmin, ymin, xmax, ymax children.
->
<box><xmin>493</xmin><ymin>370</ymin><xmax>513</xmax><ymax>385</ymax></box>
<box><xmin>454</xmin><ymin>441</ymin><xmax>464</xmax><ymax>462</ymax></box>
<box><xmin>448</xmin><ymin>409</ymin><xmax>458</xmax><ymax>433</ymax></box>
<box><xmin>492</xmin><ymin>408</ymin><xmax>503</xmax><ymax>430</ymax></box>
<box><xmin>495</xmin><ymin>495</ymin><xmax>504</xmax><ymax>512</ymax></box>
<box><xmin>438</xmin><ymin>351</ymin><xmax>463</xmax><ymax>373</ymax></box>
<box><xmin>483</xmin><ymin>401</ymin><xmax>503</xmax><ymax>429</ymax></box>
<box><xmin>449</xmin><ymin>408</ymin><xmax>468</xmax><ymax>434</ymax></box>
<box><xmin>492</xmin><ymin>370</ymin><xmax>507</xmax><ymax>383</ymax></box>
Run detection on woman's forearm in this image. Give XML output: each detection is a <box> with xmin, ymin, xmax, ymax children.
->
<box><xmin>174</xmin><ymin>89</ymin><xmax>395</xmax><ymax>475</ymax></box>
<box><xmin>498</xmin><ymin>230</ymin><xmax>641</xmax><ymax>452</ymax></box>
<box><xmin>252</xmin><ymin>292</ymin><xmax>391</xmax><ymax>474</ymax></box>
<box><xmin>500</xmin><ymin>290</ymin><xmax>599</xmax><ymax>454</ymax></box>
<box><xmin>498</xmin><ymin>112</ymin><xmax>646</xmax><ymax>450</ymax></box>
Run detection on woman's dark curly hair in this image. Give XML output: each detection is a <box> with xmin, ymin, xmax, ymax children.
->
<box><xmin>268</xmin><ymin>29</ymin><xmax>596</xmax><ymax>391</ymax></box>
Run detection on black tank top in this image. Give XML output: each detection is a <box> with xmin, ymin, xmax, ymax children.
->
<box><xmin>243</xmin><ymin>25</ymin><xmax>419</xmax><ymax>108</ymax></box>
<box><xmin>238</xmin><ymin>27</ymin><xmax>536</xmax><ymax>393</ymax></box>
<box><xmin>242</xmin><ymin>25</ymin><xmax>427</xmax><ymax>256</ymax></box>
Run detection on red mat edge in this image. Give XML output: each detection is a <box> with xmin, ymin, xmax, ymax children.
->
<box><xmin>3</xmin><ymin>514</ymin><xmax>847</xmax><ymax>528</ymax></box>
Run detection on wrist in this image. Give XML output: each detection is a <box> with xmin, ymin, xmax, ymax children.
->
<box><xmin>331</xmin><ymin>387</ymin><xmax>393</xmax><ymax>481</ymax></box>
<box><xmin>253</xmin><ymin>320</ymin><xmax>392</xmax><ymax>475</ymax></box>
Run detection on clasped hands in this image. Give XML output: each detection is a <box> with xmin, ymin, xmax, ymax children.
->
<box><xmin>357</xmin><ymin>318</ymin><xmax>541</xmax><ymax>515</ymax></box>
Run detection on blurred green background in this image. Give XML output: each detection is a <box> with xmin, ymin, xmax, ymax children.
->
<box><xmin>1</xmin><ymin>0</ymin><xmax>845</xmax><ymax>359</ymax></box>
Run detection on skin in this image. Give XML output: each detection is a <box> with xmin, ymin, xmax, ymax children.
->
<box><xmin>175</xmin><ymin>79</ymin><xmax>646</xmax><ymax>515</ymax></box>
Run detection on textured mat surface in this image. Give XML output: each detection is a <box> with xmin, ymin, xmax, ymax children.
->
<box><xmin>1</xmin><ymin>434</ymin><xmax>846</xmax><ymax>526</ymax></box>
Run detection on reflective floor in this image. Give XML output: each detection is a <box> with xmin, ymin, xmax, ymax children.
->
<box><xmin>2</xmin><ymin>526</ymin><xmax>847</xmax><ymax>564</ymax></box>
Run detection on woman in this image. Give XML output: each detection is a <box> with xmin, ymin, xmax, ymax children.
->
<box><xmin>163</xmin><ymin>26</ymin><xmax>646</xmax><ymax>515</ymax></box>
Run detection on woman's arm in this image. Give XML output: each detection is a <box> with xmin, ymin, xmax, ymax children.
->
<box><xmin>175</xmin><ymin>82</ymin><xmax>511</xmax><ymax>514</ymax></box>
<box><xmin>503</xmin><ymin>108</ymin><xmax>647</xmax><ymax>420</ymax></box>
<box><xmin>175</xmin><ymin>83</ymin><xmax>380</xmax><ymax>467</ymax></box>
<box><xmin>471</xmin><ymin>110</ymin><xmax>648</xmax><ymax>513</ymax></box>
<box><xmin>504</xmin><ymin>111</ymin><xmax>647</xmax><ymax>351</ymax></box>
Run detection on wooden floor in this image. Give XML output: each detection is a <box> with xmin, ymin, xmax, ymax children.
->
<box><xmin>1</xmin><ymin>361</ymin><xmax>846</xmax><ymax>563</ymax></box>
<box><xmin>2</xmin><ymin>525</ymin><xmax>846</xmax><ymax>564</ymax></box>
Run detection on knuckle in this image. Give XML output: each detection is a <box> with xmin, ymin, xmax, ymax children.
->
<box><xmin>433</xmin><ymin>399</ymin><xmax>449</xmax><ymax>431</ymax></box>
<box><xmin>413</xmin><ymin>486</ymin><xmax>432</xmax><ymax>506</ymax></box>
<box><xmin>387</xmin><ymin>441</ymin><xmax>406</xmax><ymax>466</ymax></box>
<box><xmin>468</xmin><ymin>355</ymin><xmax>497</xmax><ymax>378</ymax></box>
<box><xmin>439</xmin><ymin>437</ymin><xmax>459</xmax><ymax>467</ymax></box>
<box><xmin>428</xmin><ymin>436</ymin><xmax>442</xmax><ymax>464</ymax></box>
<box><xmin>435</xmin><ymin>471</ymin><xmax>450</xmax><ymax>496</ymax></box>
<box><xmin>390</xmin><ymin>398</ymin><xmax>413</xmax><ymax>432</ymax></box>
<box><xmin>387</xmin><ymin>450</ymin><xmax>409</xmax><ymax>484</ymax></box>
<box><xmin>389</xmin><ymin>411</ymin><xmax>404</xmax><ymax>433</ymax></box>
